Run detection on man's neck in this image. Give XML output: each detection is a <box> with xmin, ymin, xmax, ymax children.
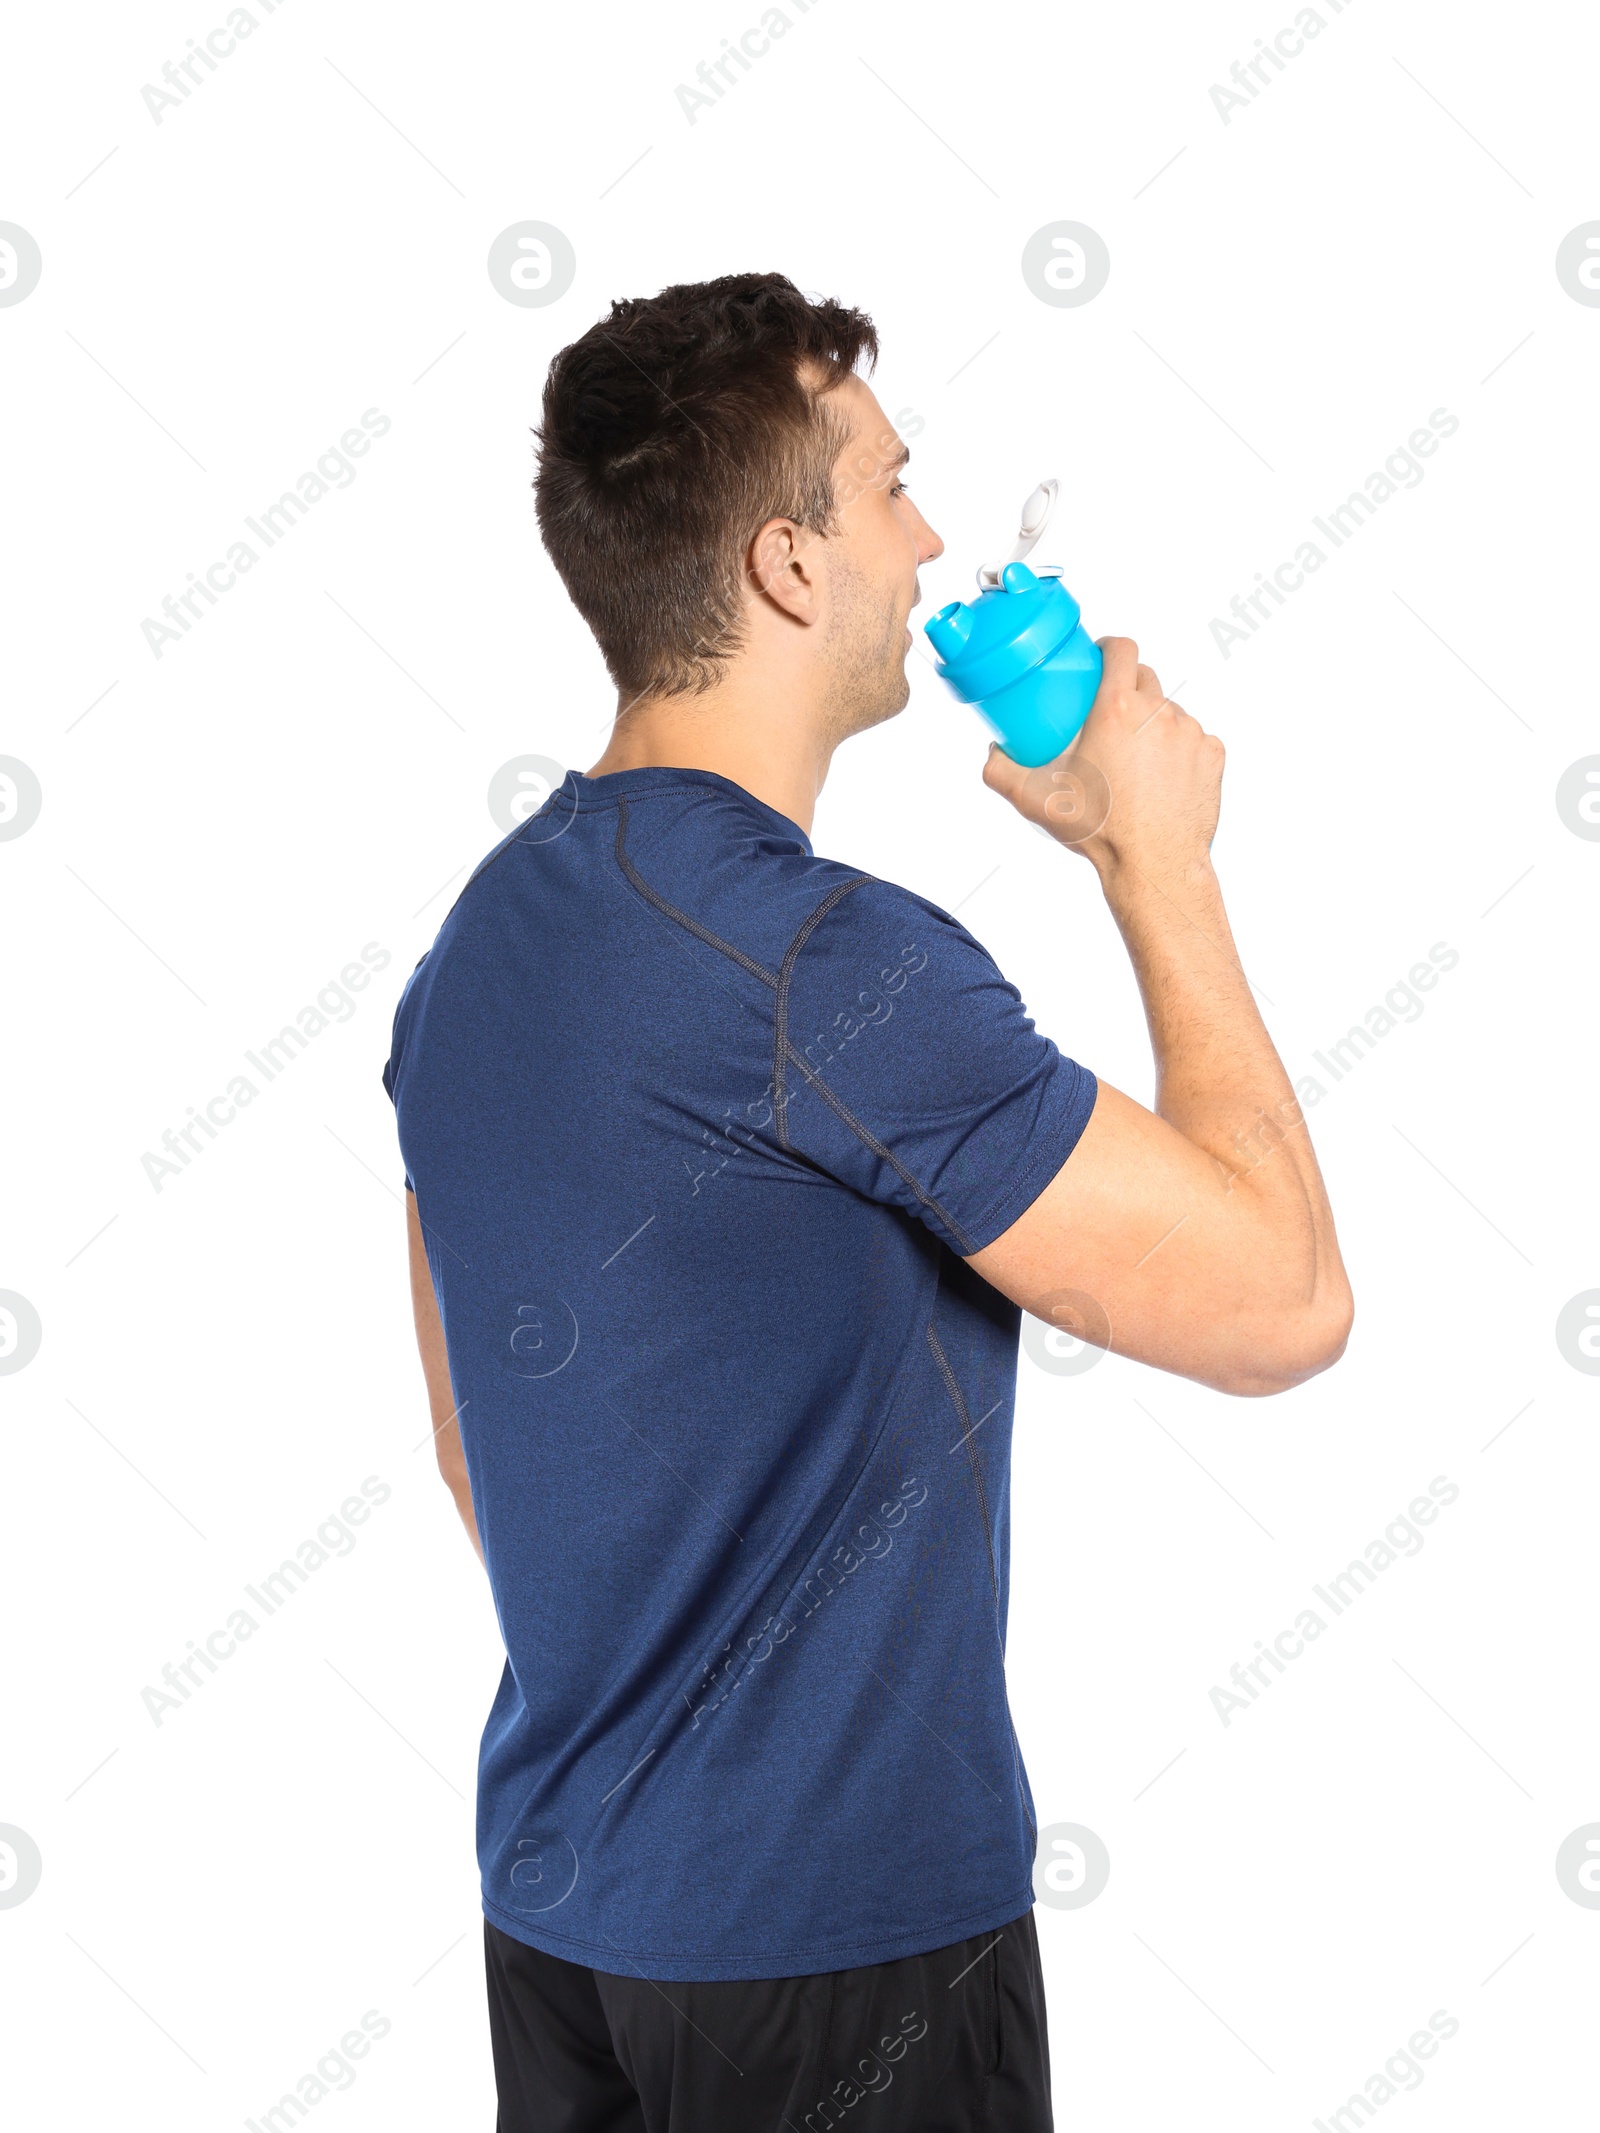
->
<box><xmin>585</xmin><ymin>672</ymin><xmax>835</xmax><ymax>836</ymax></box>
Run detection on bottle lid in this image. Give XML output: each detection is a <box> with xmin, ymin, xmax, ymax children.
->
<box><xmin>923</xmin><ymin>561</ymin><xmax>1082</xmax><ymax>704</ymax></box>
<box><xmin>977</xmin><ymin>479</ymin><xmax>1058</xmax><ymax>590</ymax></box>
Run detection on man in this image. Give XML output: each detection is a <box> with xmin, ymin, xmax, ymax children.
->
<box><xmin>384</xmin><ymin>272</ymin><xmax>1352</xmax><ymax>2131</ymax></box>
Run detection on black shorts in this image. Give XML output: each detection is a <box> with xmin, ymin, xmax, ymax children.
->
<box><xmin>484</xmin><ymin>1908</ymin><xmax>1053</xmax><ymax>2132</ymax></box>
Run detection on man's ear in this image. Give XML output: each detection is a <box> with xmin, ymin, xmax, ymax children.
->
<box><xmin>747</xmin><ymin>518</ymin><xmax>823</xmax><ymax>626</ymax></box>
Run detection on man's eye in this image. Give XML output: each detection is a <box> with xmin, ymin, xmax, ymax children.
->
<box><xmin>890</xmin><ymin>481</ymin><xmax>910</xmax><ymax>499</ymax></box>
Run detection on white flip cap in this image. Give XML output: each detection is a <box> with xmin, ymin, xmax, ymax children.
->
<box><xmin>977</xmin><ymin>477</ymin><xmax>1059</xmax><ymax>591</ymax></box>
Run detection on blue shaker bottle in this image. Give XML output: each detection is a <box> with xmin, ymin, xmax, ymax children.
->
<box><xmin>923</xmin><ymin>479</ymin><xmax>1103</xmax><ymax>768</ymax></box>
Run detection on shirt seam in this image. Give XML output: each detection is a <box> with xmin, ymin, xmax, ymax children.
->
<box><xmin>926</xmin><ymin>1321</ymin><xmax>1002</xmax><ymax>1619</ymax></box>
<box><xmin>774</xmin><ymin>1042</ymin><xmax>979</xmax><ymax>1253</ymax></box>
<box><xmin>610</xmin><ymin>803</ymin><xmax>977</xmax><ymax>1251</ymax></box>
<box><xmin>773</xmin><ymin>875</ymin><xmax>875</xmax><ymax>1150</ymax></box>
<box><xmin>614</xmin><ymin>796</ymin><xmax>780</xmax><ymax>990</ymax></box>
<box><xmin>926</xmin><ymin>1313</ymin><xmax>1036</xmax><ymax>1847</ymax></box>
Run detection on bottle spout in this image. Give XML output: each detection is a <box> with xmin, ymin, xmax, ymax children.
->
<box><xmin>924</xmin><ymin>600</ymin><xmax>973</xmax><ymax>664</ymax></box>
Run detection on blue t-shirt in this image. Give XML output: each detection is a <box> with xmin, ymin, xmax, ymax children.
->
<box><xmin>383</xmin><ymin>765</ymin><xmax>1097</xmax><ymax>1981</ymax></box>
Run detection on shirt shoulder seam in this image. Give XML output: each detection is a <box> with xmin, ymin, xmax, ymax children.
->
<box><xmin>609</xmin><ymin>811</ymin><xmax>974</xmax><ymax>1250</ymax></box>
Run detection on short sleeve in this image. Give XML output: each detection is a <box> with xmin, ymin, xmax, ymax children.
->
<box><xmin>382</xmin><ymin>951</ymin><xmax>431</xmax><ymax>1193</ymax></box>
<box><xmin>773</xmin><ymin>880</ymin><xmax>1097</xmax><ymax>1255</ymax></box>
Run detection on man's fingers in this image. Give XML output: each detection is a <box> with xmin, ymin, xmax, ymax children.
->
<box><xmin>1095</xmin><ymin>636</ymin><xmax>1139</xmax><ymax>698</ymax></box>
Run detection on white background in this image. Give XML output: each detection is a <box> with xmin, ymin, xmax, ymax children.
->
<box><xmin>3</xmin><ymin>0</ymin><xmax>1597</xmax><ymax>2125</ymax></box>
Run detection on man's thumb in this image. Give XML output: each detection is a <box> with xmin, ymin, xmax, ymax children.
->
<box><xmin>982</xmin><ymin>741</ymin><xmax>1022</xmax><ymax>799</ymax></box>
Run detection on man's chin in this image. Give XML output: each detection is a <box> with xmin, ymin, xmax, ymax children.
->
<box><xmin>857</xmin><ymin>670</ymin><xmax>912</xmax><ymax>736</ymax></box>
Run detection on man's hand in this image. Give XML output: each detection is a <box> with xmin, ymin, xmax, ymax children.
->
<box><xmin>969</xmin><ymin>634</ymin><xmax>1352</xmax><ymax>1397</ymax></box>
<box><xmin>981</xmin><ymin>637</ymin><xmax>1223</xmax><ymax>882</ymax></box>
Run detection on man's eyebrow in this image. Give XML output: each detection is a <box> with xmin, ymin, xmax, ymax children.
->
<box><xmin>885</xmin><ymin>441</ymin><xmax>910</xmax><ymax>473</ymax></box>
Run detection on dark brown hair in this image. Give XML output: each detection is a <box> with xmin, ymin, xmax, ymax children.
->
<box><xmin>534</xmin><ymin>273</ymin><xmax>879</xmax><ymax>699</ymax></box>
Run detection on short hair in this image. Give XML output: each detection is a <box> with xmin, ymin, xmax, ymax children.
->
<box><xmin>533</xmin><ymin>273</ymin><xmax>879</xmax><ymax>700</ymax></box>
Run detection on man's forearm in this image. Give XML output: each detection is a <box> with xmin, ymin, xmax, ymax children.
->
<box><xmin>1101</xmin><ymin>852</ymin><xmax>1291</xmax><ymax>1152</ymax></box>
<box><xmin>1099</xmin><ymin>851</ymin><xmax>1345</xmax><ymax>1311</ymax></box>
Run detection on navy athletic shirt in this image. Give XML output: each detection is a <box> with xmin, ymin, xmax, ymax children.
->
<box><xmin>383</xmin><ymin>765</ymin><xmax>1097</xmax><ymax>1981</ymax></box>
